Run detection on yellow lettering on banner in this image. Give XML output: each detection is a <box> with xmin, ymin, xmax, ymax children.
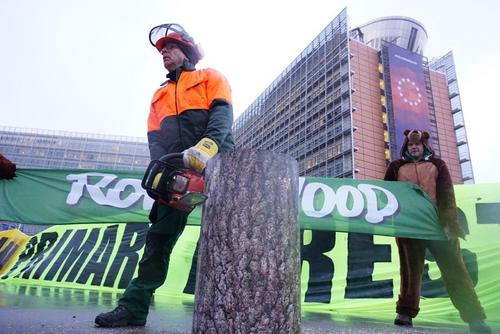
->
<box><xmin>0</xmin><ymin>229</ymin><xmax>30</xmax><ymax>275</ymax></box>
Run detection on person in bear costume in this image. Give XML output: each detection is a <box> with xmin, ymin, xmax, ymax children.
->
<box><xmin>384</xmin><ymin>129</ymin><xmax>491</xmax><ymax>333</ymax></box>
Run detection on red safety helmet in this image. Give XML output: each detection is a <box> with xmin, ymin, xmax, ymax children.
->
<box><xmin>149</xmin><ymin>23</ymin><xmax>203</xmax><ymax>65</ymax></box>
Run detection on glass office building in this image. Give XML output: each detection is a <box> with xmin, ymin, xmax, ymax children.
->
<box><xmin>350</xmin><ymin>16</ymin><xmax>428</xmax><ymax>54</ymax></box>
<box><xmin>430</xmin><ymin>52</ymin><xmax>474</xmax><ymax>183</ymax></box>
<box><xmin>233</xmin><ymin>9</ymin><xmax>354</xmax><ymax>178</ymax></box>
<box><xmin>233</xmin><ymin>9</ymin><xmax>469</xmax><ymax>184</ymax></box>
<box><xmin>0</xmin><ymin>126</ymin><xmax>150</xmax><ymax>171</ymax></box>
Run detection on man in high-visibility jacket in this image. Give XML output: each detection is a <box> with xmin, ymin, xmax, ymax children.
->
<box><xmin>95</xmin><ymin>23</ymin><xmax>234</xmax><ymax>328</ymax></box>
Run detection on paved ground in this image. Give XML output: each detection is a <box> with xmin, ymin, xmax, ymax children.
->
<box><xmin>0</xmin><ymin>283</ymin><xmax>479</xmax><ymax>334</ymax></box>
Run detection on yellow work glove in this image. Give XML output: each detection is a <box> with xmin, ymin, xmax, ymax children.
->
<box><xmin>183</xmin><ymin>138</ymin><xmax>219</xmax><ymax>173</ymax></box>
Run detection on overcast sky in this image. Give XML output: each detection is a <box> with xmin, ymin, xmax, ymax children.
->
<box><xmin>0</xmin><ymin>0</ymin><xmax>498</xmax><ymax>183</ymax></box>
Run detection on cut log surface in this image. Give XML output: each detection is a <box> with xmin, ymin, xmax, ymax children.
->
<box><xmin>192</xmin><ymin>149</ymin><xmax>300</xmax><ymax>334</ymax></box>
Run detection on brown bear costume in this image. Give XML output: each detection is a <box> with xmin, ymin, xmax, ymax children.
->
<box><xmin>384</xmin><ymin>130</ymin><xmax>489</xmax><ymax>333</ymax></box>
<box><xmin>0</xmin><ymin>154</ymin><xmax>16</xmax><ymax>179</ymax></box>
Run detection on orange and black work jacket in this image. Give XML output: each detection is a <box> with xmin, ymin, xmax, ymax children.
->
<box><xmin>384</xmin><ymin>157</ymin><xmax>465</xmax><ymax>239</ymax></box>
<box><xmin>147</xmin><ymin>67</ymin><xmax>235</xmax><ymax>160</ymax></box>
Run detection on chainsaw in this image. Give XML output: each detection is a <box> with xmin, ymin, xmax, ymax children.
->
<box><xmin>141</xmin><ymin>153</ymin><xmax>207</xmax><ymax>212</ymax></box>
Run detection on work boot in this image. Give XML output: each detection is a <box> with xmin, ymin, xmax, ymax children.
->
<box><xmin>95</xmin><ymin>305</ymin><xmax>146</xmax><ymax>327</ymax></box>
<box><xmin>468</xmin><ymin>319</ymin><xmax>492</xmax><ymax>334</ymax></box>
<box><xmin>394</xmin><ymin>313</ymin><xmax>413</xmax><ymax>327</ymax></box>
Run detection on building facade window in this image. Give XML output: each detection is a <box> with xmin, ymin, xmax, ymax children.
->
<box><xmin>0</xmin><ymin>127</ymin><xmax>150</xmax><ymax>171</ymax></box>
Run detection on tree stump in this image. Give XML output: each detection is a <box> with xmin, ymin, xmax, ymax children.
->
<box><xmin>192</xmin><ymin>149</ymin><xmax>300</xmax><ymax>334</ymax></box>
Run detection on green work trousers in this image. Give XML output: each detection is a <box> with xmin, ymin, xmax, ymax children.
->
<box><xmin>118</xmin><ymin>202</ymin><xmax>189</xmax><ymax>321</ymax></box>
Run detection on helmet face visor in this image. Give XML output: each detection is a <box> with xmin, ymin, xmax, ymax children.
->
<box><xmin>148</xmin><ymin>23</ymin><xmax>204</xmax><ymax>63</ymax></box>
<box><xmin>149</xmin><ymin>23</ymin><xmax>191</xmax><ymax>47</ymax></box>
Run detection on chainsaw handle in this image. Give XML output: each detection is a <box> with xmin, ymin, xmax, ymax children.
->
<box><xmin>141</xmin><ymin>152</ymin><xmax>183</xmax><ymax>194</ymax></box>
<box><xmin>158</xmin><ymin>152</ymin><xmax>183</xmax><ymax>163</ymax></box>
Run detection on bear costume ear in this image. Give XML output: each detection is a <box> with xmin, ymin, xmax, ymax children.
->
<box><xmin>421</xmin><ymin>131</ymin><xmax>430</xmax><ymax>145</ymax></box>
<box><xmin>404</xmin><ymin>129</ymin><xmax>411</xmax><ymax>136</ymax></box>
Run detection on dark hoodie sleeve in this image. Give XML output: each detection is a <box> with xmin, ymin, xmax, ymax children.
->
<box><xmin>202</xmin><ymin>69</ymin><xmax>234</xmax><ymax>150</ymax></box>
<box><xmin>435</xmin><ymin>159</ymin><xmax>465</xmax><ymax>239</ymax></box>
<box><xmin>147</xmin><ymin>101</ymin><xmax>168</xmax><ymax>161</ymax></box>
<box><xmin>0</xmin><ymin>154</ymin><xmax>16</xmax><ymax>179</ymax></box>
<box><xmin>205</xmin><ymin>99</ymin><xmax>233</xmax><ymax>149</ymax></box>
<box><xmin>147</xmin><ymin>130</ymin><xmax>168</xmax><ymax>161</ymax></box>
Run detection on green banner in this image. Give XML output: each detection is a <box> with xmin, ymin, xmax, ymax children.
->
<box><xmin>1</xmin><ymin>216</ymin><xmax>499</xmax><ymax>328</ymax></box>
<box><xmin>1</xmin><ymin>181</ymin><xmax>499</xmax><ymax>329</ymax></box>
<box><xmin>298</xmin><ymin>176</ymin><xmax>443</xmax><ymax>239</ymax></box>
<box><xmin>0</xmin><ymin>169</ymin><xmax>444</xmax><ymax>239</ymax></box>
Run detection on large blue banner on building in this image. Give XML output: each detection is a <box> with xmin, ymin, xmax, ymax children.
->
<box><xmin>386</xmin><ymin>43</ymin><xmax>431</xmax><ymax>153</ymax></box>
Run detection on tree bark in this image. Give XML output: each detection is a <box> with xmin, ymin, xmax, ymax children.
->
<box><xmin>192</xmin><ymin>149</ymin><xmax>300</xmax><ymax>334</ymax></box>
